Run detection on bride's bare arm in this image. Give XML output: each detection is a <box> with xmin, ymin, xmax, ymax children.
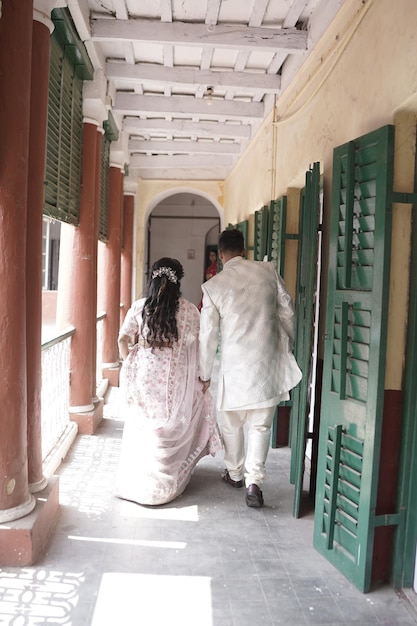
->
<box><xmin>118</xmin><ymin>334</ymin><xmax>130</xmax><ymax>360</ymax></box>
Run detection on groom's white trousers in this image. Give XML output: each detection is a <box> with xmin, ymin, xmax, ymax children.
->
<box><xmin>220</xmin><ymin>406</ymin><xmax>276</xmax><ymax>488</ymax></box>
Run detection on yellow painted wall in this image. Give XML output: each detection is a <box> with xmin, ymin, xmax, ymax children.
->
<box><xmin>223</xmin><ymin>0</ymin><xmax>417</xmax><ymax>389</ymax></box>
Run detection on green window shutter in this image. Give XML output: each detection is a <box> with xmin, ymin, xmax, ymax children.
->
<box><xmin>44</xmin><ymin>36</ymin><xmax>63</xmax><ymax>214</ymax></box>
<box><xmin>289</xmin><ymin>163</ymin><xmax>321</xmax><ymax>516</ymax></box>
<box><xmin>267</xmin><ymin>196</ymin><xmax>287</xmax><ymax>274</ymax></box>
<box><xmin>99</xmin><ymin>135</ymin><xmax>111</xmax><ymax>242</ymax></box>
<box><xmin>43</xmin><ymin>8</ymin><xmax>92</xmax><ymax>224</ymax></box>
<box><xmin>314</xmin><ymin>125</ymin><xmax>395</xmax><ymax>592</ymax></box>
<box><xmin>235</xmin><ymin>220</ymin><xmax>249</xmax><ymax>249</ymax></box>
<box><xmin>253</xmin><ymin>205</ymin><xmax>269</xmax><ymax>261</ymax></box>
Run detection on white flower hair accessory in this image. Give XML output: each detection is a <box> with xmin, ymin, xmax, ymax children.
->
<box><xmin>152</xmin><ymin>266</ymin><xmax>178</xmax><ymax>283</ymax></box>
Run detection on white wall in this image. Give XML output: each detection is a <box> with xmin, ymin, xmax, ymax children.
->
<box><xmin>148</xmin><ymin>192</ymin><xmax>220</xmax><ymax>306</ymax></box>
<box><xmin>150</xmin><ymin>216</ymin><xmax>219</xmax><ymax>305</ymax></box>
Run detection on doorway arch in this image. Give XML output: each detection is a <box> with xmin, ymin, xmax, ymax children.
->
<box><xmin>144</xmin><ymin>189</ymin><xmax>224</xmax><ymax>306</ymax></box>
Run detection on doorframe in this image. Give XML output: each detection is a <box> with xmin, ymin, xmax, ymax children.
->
<box><xmin>392</xmin><ymin>139</ymin><xmax>417</xmax><ymax>589</ymax></box>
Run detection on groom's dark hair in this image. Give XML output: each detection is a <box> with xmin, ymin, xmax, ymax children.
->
<box><xmin>218</xmin><ymin>229</ymin><xmax>244</xmax><ymax>253</ymax></box>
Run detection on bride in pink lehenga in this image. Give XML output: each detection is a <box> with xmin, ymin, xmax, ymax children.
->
<box><xmin>116</xmin><ymin>257</ymin><xmax>222</xmax><ymax>506</ymax></box>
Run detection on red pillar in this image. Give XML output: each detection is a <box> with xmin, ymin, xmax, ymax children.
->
<box><xmin>120</xmin><ymin>194</ymin><xmax>135</xmax><ymax>325</ymax></box>
<box><xmin>0</xmin><ymin>0</ymin><xmax>35</xmax><ymax>523</ymax></box>
<box><xmin>26</xmin><ymin>15</ymin><xmax>51</xmax><ymax>494</ymax></box>
<box><xmin>102</xmin><ymin>167</ymin><xmax>124</xmax><ymax>386</ymax></box>
<box><xmin>68</xmin><ymin>123</ymin><xmax>103</xmax><ymax>434</ymax></box>
<box><xmin>92</xmin><ymin>130</ymin><xmax>103</xmax><ymax>402</ymax></box>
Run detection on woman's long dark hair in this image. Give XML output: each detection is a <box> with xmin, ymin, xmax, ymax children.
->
<box><xmin>141</xmin><ymin>258</ymin><xmax>184</xmax><ymax>348</ymax></box>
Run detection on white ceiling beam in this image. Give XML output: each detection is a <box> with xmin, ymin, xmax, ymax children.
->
<box><xmin>205</xmin><ymin>0</ymin><xmax>221</xmax><ymax>28</ymax></box>
<box><xmin>106</xmin><ymin>62</ymin><xmax>281</xmax><ymax>93</ymax></box>
<box><xmin>129</xmin><ymin>154</ymin><xmax>234</xmax><ymax>168</ymax></box>
<box><xmin>115</xmin><ymin>93</ymin><xmax>264</xmax><ymax>120</ymax></box>
<box><xmin>91</xmin><ymin>19</ymin><xmax>307</xmax><ymax>53</ymax></box>
<box><xmin>131</xmin><ymin>167</ymin><xmax>229</xmax><ymax>181</ymax></box>
<box><xmin>160</xmin><ymin>0</ymin><xmax>173</xmax><ymax>22</ymax></box>
<box><xmin>266</xmin><ymin>0</ymin><xmax>308</xmax><ymax>76</ymax></box>
<box><xmin>112</xmin><ymin>0</ymin><xmax>128</xmax><ymax>20</ymax></box>
<box><xmin>129</xmin><ymin>139</ymin><xmax>240</xmax><ymax>154</ymax></box>
<box><xmin>283</xmin><ymin>0</ymin><xmax>309</xmax><ymax>27</ymax></box>
<box><xmin>123</xmin><ymin>117</ymin><xmax>252</xmax><ymax>139</ymax></box>
<box><xmin>250</xmin><ymin>0</ymin><xmax>270</xmax><ymax>26</ymax></box>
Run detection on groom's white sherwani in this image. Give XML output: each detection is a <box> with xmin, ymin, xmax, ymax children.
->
<box><xmin>199</xmin><ymin>256</ymin><xmax>302</xmax><ymax>411</ymax></box>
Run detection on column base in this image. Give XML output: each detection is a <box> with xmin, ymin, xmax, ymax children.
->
<box><xmin>70</xmin><ymin>398</ymin><xmax>104</xmax><ymax>435</ymax></box>
<box><xmin>0</xmin><ymin>476</ymin><xmax>59</xmax><ymax>566</ymax></box>
<box><xmin>102</xmin><ymin>363</ymin><xmax>121</xmax><ymax>387</ymax></box>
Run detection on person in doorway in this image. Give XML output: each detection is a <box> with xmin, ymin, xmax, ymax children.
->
<box><xmin>116</xmin><ymin>257</ymin><xmax>222</xmax><ymax>506</ymax></box>
<box><xmin>198</xmin><ymin>229</ymin><xmax>302</xmax><ymax>508</ymax></box>
<box><xmin>204</xmin><ymin>249</ymin><xmax>218</xmax><ymax>281</ymax></box>
<box><xmin>198</xmin><ymin>249</ymin><xmax>218</xmax><ymax>311</ymax></box>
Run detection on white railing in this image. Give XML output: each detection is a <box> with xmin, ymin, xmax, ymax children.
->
<box><xmin>96</xmin><ymin>312</ymin><xmax>106</xmax><ymax>394</ymax></box>
<box><xmin>41</xmin><ymin>327</ymin><xmax>76</xmax><ymax>475</ymax></box>
<box><xmin>40</xmin><ymin>314</ymin><xmax>108</xmax><ymax>474</ymax></box>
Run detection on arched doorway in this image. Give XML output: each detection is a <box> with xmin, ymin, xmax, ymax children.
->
<box><xmin>147</xmin><ymin>192</ymin><xmax>221</xmax><ymax>306</ymax></box>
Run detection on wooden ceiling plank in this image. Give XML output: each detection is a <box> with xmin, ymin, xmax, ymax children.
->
<box><xmin>115</xmin><ymin>93</ymin><xmax>264</xmax><ymax>119</ymax></box>
<box><xmin>205</xmin><ymin>0</ymin><xmax>221</xmax><ymax>28</ymax></box>
<box><xmin>129</xmin><ymin>154</ymin><xmax>234</xmax><ymax>168</ymax></box>
<box><xmin>123</xmin><ymin>117</ymin><xmax>252</xmax><ymax>139</ymax></box>
<box><xmin>129</xmin><ymin>167</ymin><xmax>229</xmax><ymax>180</ymax></box>
<box><xmin>249</xmin><ymin>0</ymin><xmax>270</xmax><ymax>27</ymax></box>
<box><xmin>159</xmin><ymin>0</ymin><xmax>173</xmax><ymax>23</ymax></box>
<box><xmin>106</xmin><ymin>62</ymin><xmax>281</xmax><ymax>93</ymax></box>
<box><xmin>92</xmin><ymin>19</ymin><xmax>307</xmax><ymax>53</ymax></box>
<box><xmin>283</xmin><ymin>0</ymin><xmax>309</xmax><ymax>27</ymax></box>
<box><xmin>112</xmin><ymin>0</ymin><xmax>128</xmax><ymax>20</ymax></box>
<box><xmin>266</xmin><ymin>0</ymin><xmax>308</xmax><ymax>73</ymax></box>
<box><xmin>128</xmin><ymin>139</ymin><xmax>240</xmax><ymax>154</ymax></box>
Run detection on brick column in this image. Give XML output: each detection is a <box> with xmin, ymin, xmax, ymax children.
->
<box><xmin>120</xmin><ymin>194</ymin><xmax>135</xmax><ymax>325</ymax></box>
<box><xmin>0</xmin><ymin>0</ymin><xmax>35</xmax><ymax>525</ymax></box>
<box><xmin>0</xmin><ymin>2</ymin><xmax>62</xmax><ymax>567</ymax></box>
<box><xmin>26</xmin><ymin>9</ymin><xmax>54</xmax><ymax>494</ymax></box>
<box><xmin>92</xmin><ymin>129</ymin><xmax>103</xmax><ymax>402</ymax></box>
<box><xmin>55</xmin><ymin>73</ymin><xmax>108</xmax><ymax>433</ymax></box>
<box><xmin>66</xmin><ymin>122</ymin><xmax>104</xmax><ymax>434</ymax></box>
<box><xmin>102</xmin><ymin>166</ymin><xmax>124</xmax><ymax>386</ymax></box>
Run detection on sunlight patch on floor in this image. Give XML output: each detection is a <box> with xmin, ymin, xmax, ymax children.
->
<box><xmin>91</xmin><ymin>573</ymin><xmax>213</xmax><ymax>626</ymax></box>
<box><xmin>68</xmin><ymin>535</ymin><xmax>186</xmax><ymax>549</ymax></box>
<box><xmin>118</xmin><ymin>500</ymin><xmax>200</xmax><ymax>522</ymax></box>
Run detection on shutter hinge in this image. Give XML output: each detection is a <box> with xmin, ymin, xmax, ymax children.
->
<box><xmin>391</xmin><ymin>192</ymin><xmax>417</xmax><ymax>204</ymax></box>
<box><xmin>373</xmin><ymin>510</ymin><xmax>405</xmax><ymax>527</ymax></box>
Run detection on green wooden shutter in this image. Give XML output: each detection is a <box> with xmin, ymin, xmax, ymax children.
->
<box><xmin>289</xmin><ymin>162</ymin><xmax>321</xmax><ymax>518</ymax></box>
<box><xmin>267</xmin><ymin>197</ymin><xmax>287</xmax><ymax>275</ymax></box>
<box><xmin>314</xmin><ymin>125</ymin><xmax>394</xmax><ymax>592</ymax></box>
<box><xmin>99</xmin><ymin>135</ymin><xmax>110</xmax><ymax>242</ymax></box>
<box><xmin>43</xmin><ymin>9</ymin><xmax>92</xmax><ymax>224</ymax></box>
<box><xmin>44</xmin><ymin>36</ymin><xmax>62</xmax><ymax>215</ymax></box>
<box><xmin>235</xmin><ymin>219</ymin><xmax>249</xmax><ymax>249</ymax></box>
<box><xmin>253</xmin><ymin>205</ymin><xmax>269</xmax><ymax>261</ymax></box>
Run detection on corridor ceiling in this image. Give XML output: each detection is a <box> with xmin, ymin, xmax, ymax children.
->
<box><xmin>73</xmin><ymin>0</ymin><xmax>344</xmax><ymax>181</ymax></box>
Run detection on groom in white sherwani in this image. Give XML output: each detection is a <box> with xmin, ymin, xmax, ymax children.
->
<box><xmin>199</xmin><ymin>229</ymin><xmax>302</xmax><ymax>507</ymax></box>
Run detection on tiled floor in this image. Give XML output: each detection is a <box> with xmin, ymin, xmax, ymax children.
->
<box><xmin>1</xmin><ymin>387</ymin><xmax>417</xmax><ymax>625</ymax></box>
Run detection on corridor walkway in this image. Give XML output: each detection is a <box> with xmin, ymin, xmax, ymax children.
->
<box><xmin>1</xmin><ymin>386</ymin><xmax>417</xmax><ymax>625</ymax></box>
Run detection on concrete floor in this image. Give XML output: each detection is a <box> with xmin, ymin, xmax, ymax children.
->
<box><xmin>0</xmin><ymin>386</ymin><xmax>416</xmax><ymax>625</ymax></box>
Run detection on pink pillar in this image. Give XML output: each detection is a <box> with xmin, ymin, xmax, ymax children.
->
<box><xmin>26</xmin><ymin>15</ymin><xmax>51</xmax><ymax>493</ymax></box>
<box><xmin>0</xmin><ymin>0</ymin><xmax>35</xmax><ymax>523</ymax></box>
<box><xmin>68</xmin><ymin>123</ymin><xmax>103</xmax><ymax>434</ymax></box>
<box><xmin>102</xmin><ymin>167</ymin><xmax>124</xmax><ymax>386</ymax></box>
<box><xmin>120</xmin><ymin>194</ymin><xmax>135</xmax><ymax>325</ymax></box>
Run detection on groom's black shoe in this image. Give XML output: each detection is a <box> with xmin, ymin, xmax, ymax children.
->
<box><xmin>221</xmin><ymin>469</ymin><xmax>243</xmax><ymax>488</ymax></box>
<box><xmin>246</xmin><ymin>484</ymin><xmax>264</xmax><ymax>508</ymax></box>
